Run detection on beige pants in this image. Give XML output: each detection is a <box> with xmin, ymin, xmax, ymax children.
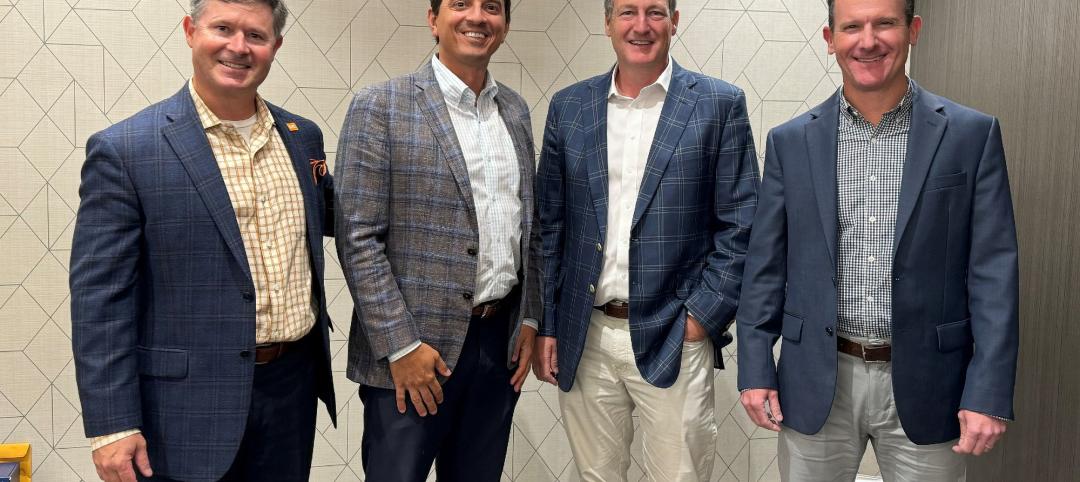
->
<box><xmin>779</xmin><ymin>346</ymin><xmax>966</xmax><ymax>482</ymax></box>
<box><xmin>559</xmin><ymin>309</ymin><xmax>717</xmax><ymax>482</ymax></box>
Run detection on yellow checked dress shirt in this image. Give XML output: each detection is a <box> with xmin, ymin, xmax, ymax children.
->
<box><xmin>91</xmin><ymin>81</ymin><xmax>316</xmax><ymax>450</ymax></box>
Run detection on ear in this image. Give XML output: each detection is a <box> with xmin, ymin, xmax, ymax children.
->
<box><xmin>183</xmin><ymin>16</ymin><xmax>196</xmax><ymax>47</ymax></box>
<box><xmin>822</xmin><ymin>25</ymin><xmax>836</xmax><ymax>55</ymax></box>
<box><xmin>671</xmin><ymin>9</ymin><xmax>679</xmax><ymax>36</ymax></box>
<box><xmin>273</xmin><ymin>35</ymin><xmax>283</xmax><ymax>54</ymax></box>
<box><xmin>908</xmin><ymin>15</ymin><xmax>923</xmax><ymax>46</ymax></box>
<box><xmin>428</xmin><ymin>7</ymin><xmax>439</xmax><ymax>42</ymax></box>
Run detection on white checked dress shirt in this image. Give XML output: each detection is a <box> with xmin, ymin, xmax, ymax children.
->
<box><xmin>389</xmin><ymin>56</ymin><xmax>527</xmax><ymax>362</ymax></box>
<box><xmin>594</xmin><ymin>59</ymin><xmax>673</xmax><ymax>305</ymax></box>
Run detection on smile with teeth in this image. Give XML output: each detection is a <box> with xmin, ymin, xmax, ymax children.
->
<box><xmin>855</xmin><ymin>54</ymin><xmax>886</xmax><ymax>63</ymax></box>
<box><xmin>629</xmin><ymin>40</ymin><xmax>654</xmax><ymax>45</ymax></box>
<box><xmin>463</xmin><ymin>31</ymin><xmax>488</xmax><ymax>39</ymax></box>
<box><xmin>219</xmin><ymin>60</ymin><xmax>249</xmax><ymax>69</ymax></box>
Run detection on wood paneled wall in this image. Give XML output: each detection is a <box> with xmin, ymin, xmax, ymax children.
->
<box><xmin>911</xmin><ymin>1</ymin><xmax>1080</xmax><ymax>480</ymax></box>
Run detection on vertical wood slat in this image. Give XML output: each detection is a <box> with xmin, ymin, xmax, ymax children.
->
<box><xmin>911</xmin><ymin>0</ymin><xmax>1080</xmax><ymax>480</ymax></box>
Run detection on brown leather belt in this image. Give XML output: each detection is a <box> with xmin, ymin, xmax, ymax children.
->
<box><xmin>472</xmin><ymin>298</ymin><xmax>504</xmax><ymax>319</ymax></box>
<box><xmin>837</xmin><ymin>336</ymin><xmax>891</xmax><ymax>362</ymax></box>
<box><xmin>255</xmin><ymin>340</ymin><xmax>299</xmax><ymax>364</ymax></box>
<box><xmin>595</xmin><ymin>300</ymin><xmax>629</xmax><ymax>319</ymax></box>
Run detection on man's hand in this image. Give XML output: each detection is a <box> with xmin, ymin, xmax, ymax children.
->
<box><xmin>510</xmin><ymin>325</ymin><xmax>537</xmax><ymax>392</ymax></box>
<box><xmin>388</xmin><ymin>342</ymin><xmax>451</xmax><ymax>416</ymax></box>
<box><xmin>740</xmin><ymin>388</ymin><xmax>783</xmax><ymax>432</ymax></box>
<box><xmin>532</xmin><ymin>336</ymin><xmax>558</xmax><ymax>385</ymax></box>
<box><xmin>685</xmin><ymin>313</ymin><xmax>708</xmax><ymax>342</ymax></box>
<box><xmin>92</xmin><ymin>433</ymin><xmax>152</xmax><ymax>482</ymax></box>
<box><xmin>953</xmin><ymin>410</ymin><xmax>1007</xmax><ymax>456</ymax></box>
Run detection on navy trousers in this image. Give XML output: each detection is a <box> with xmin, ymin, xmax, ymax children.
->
<box><xmin>140</xmin><ymin>333</ymin><xmax>320</xmax><ymax>482</ymax></box>
<box><xmin>360</xmin><ymin>307</ymin><xmax>522</xmax><ymax>482</ymax></box>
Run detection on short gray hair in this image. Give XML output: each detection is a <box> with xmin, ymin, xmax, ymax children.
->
<box><xmin>190</xmin><ymin>0</ymin><xmax>289</xmax><ymax>37</ymax></box>
<box><xmin>604</xmin><ymin>0</ymin><xmax>677</xmax><ymax>19</ymax></box>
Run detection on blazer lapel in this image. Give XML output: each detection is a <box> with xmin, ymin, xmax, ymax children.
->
<box><xmin>270</xmin><ymin>107</ymin><xmax>322</xmax><ymax>277</ymax></box>
<box><xmin>631</xmin><ymin>63</ymin><xmax>697</xmax><ymax>229</ymax></box>
<box><xmin>414</xmin><ymin>65</ymin><xmax>477</xmax><ymax>225</ymax></box>
<box><xmin>495</xmin><ymin>91</ymin><xmax>534</xmax><ymax>241</ymax></box>
<box><xmin>805</xmin><ymin>92</ymin><xmax>841</xmax><ymax>268</ymax></box>
<box><xmin>894</xmin><ymin>83</ymin><xmax>947</xmax><ymax>249</ymax></box>
<box><xmin>584</xmin><ymin>74</ymin><xmax>611</xmax><ymax>240</ymax></box>
<box><xmin>161</xmin><ymin>88</ymin><xmax>252</xmax><ymax>282</ymax></box>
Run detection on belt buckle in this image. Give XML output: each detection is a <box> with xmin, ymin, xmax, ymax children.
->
<box><xmin>254</xmin><ymin>343</ymin><xmax>277</xmax><ymax>365</ymax></box>
<box><xmin>862</xmin><ymin>342</ymin><xmax>888</xmax><ymax>363</ymax></box>
<box><xmin>479</xmin><ymin>302</ymin><xmax>497</xmax><ymax>319</ymax></box>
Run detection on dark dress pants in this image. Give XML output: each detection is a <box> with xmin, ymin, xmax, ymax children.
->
<box><xmin>360</xmin><ymin>308</ymin><xmax>521</xmax><ymax>482</ymax></box>
<box><xmin>139</xmin><ymin>332</ymin><xmax>320</xmax><ymax>482</ymax></box>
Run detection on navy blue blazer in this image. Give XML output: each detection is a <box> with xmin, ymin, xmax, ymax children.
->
<box><xmin>70</xmin><ymin>87</ymin><xmax>337</xmax><ymax>480</ymax></box>
<box><xmin>537</xmin><ymin>63</ymin><xmax>759</xmax><ymax>391</ymax></box>
<box><xmin>736</xmin><ymin>82</ymin><xmax>1019</xmax><ymax>444</ymax></box>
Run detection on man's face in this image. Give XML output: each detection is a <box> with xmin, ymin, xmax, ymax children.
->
<box><xmin>605</xmin><ymin>0</ymin><xmax>678</xmax><ymax>74</ymax></box>
<box><xmin>824</xmin><ymin>0</ymin><xmax>921</xmax><ymax>95</ymax></box>
<box><xmin>183</xmin><ymin>0</ymin><xmax>281</xmax><ymax>102</ymax></box>
<box><xmin>428</xmin><ymin>0</ymin><xmax>509</xmax><ymax>71</ymax></box>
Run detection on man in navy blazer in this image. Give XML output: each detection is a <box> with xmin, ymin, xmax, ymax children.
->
<box><xmin>70</xmin><ymin>0</ymin><xmax>336</xmax><ymax>480</ymax></box>
<box><xmin>534</xmin><ymin>0</ymin><xmax>758</xmax><ymax>479</ymax></box>
<box><xmin>737</xmin><ymin>0</ymin><xmax>1019</xmax><ymax>480</ymax></box>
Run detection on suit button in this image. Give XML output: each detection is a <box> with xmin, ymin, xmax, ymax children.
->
<box><xmin>825</xmin><ymin>327</ymin><xmax>834</xmax><ymax>337</ymax></box>
<box><xmin>463</xmin><ymin>292</ymin><xmax>473</xmax><ymax>301</ymax></box>
<box><xmin>893</xmin><ymin>275</ymin><xmax>903</xmax><ymax>281</ymax></box>
<box><xmin>242</xmin><ymin>291</ymin><xmax>254</xmax><ymax>301</ymax></box>
<box><xmin>239</xmin><ymin>350</ymin><xmax>251</xmax><ymax>359</ymax></box>
<box><xmin>596</xmin><ymin>243</ymin><xmax>603</xmax><ymax>252</ymax></box>
<box><xmin>588</xmin><ymin>284</ymin><xmax>596</xmax><ymax>293</ymax></box>
<box><xmin>467</xmin><ymin>247</ymin><xmax>478</xmax><ymax>256</ymax></box>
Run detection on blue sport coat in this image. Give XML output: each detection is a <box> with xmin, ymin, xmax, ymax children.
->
<box><xmin>736</xmin><ymin>82</ymin><xmax>1020</xmax><ymax>444</ymax></box>
<box><xmin>537</xmin><ymin>62</ymin><xmax>759</xmax><ymax>391</ymax></box>
<box><xmin>70</xmin><ymin>87</ymin><xmax>337</xmax><ymax>480</ymax></box>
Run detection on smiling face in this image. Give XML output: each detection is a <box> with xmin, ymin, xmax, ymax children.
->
<box><xmin>184</xmin><ymin>0</ymin><xmax>281</xmax><ymax>109</ymax></box>
<box><xmin>605</xmin><ymin>0</ymin><xmax>678</xmax><ymax>79</ymax></box>
<box><xmin>824</xmin><ymin>0</ymin><xmax>921</xmax><ymax>97</ymax></box>
<box><xmin>428</xmin><ymin>0</ymin><xmax>508</xmax><ymax>73</ymax></box>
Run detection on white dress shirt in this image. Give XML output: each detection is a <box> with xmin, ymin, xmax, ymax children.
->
<box><xmin>389</xmin><ymin>56</ymin><xmax>530</xmax><ymax>362</ymax></box>
<box><xmin>594</xmin><ymin>59</ymin><xmax>673</xmax><ymax>305</ymax></box>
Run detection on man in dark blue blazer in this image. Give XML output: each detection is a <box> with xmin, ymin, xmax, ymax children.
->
<box><xmin>737</xmin><ymin>0</ymin><xmax>1019</xmax><ymax>480</ymax></box>
<box><xmin>70</xmin><ymin>0</ymin><xmax>336</xmax><ymax>480</ymax></box>
<box><xmin>534</xmin><ymin>1</ymin><xmax>759</xmax><ymax>479</ymax></box>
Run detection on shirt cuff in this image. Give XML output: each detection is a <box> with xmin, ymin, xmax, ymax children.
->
<box><xmin>973</xmin><ymin>410</ymin><xmax>1013</xmax><ymax>422</ymax></box>
<box><xmin>387</xmin><ymin>341</ymin><xmax>421</xmax><ymax>363</ymax></box>
<box><xmin>521</xmin><ymin>318</ymin><xmax>538</xmax><ymax>330</ymax></box>
<box><xmin>91</xmin><ymin>429</ymin><xmax>141</xmax><ymax>451</ymax></box>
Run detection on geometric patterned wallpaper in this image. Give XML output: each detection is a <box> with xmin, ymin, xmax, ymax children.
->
<box><xmin>0</xmin><ymin>0</ymin><xmax>876</xmax><ymax>480</ymax></box>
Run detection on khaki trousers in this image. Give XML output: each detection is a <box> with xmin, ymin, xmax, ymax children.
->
<box><xmin>559</xmin><ymin>309</ymin><xmax>717</xmax><ymax>482</ymax></box>
<box><xmin>779</xmin><ymin>345</ymin><xmax>966</xmax><ymax>482</ymax></box>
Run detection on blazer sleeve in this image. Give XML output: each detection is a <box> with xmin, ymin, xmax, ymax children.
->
<box><xmin>684</xmin><ymin>88</ymin><xmax>760</xmax><ymax>340</ymax></box>
<box><xmin>519</xmin><ymin>108</ymin><xmax>544</xmax><ymax>325</ymax></box>
<box><xmin>334</xmin><ymin>88</ymin><xmax>420</xmax><ymax>360</ymax></box>
<box><xmin>735</xmin><ymin>131</ymin><xmax>787</xmax><ymax>391</ymax></box>
<box><xmin>69</xmin><ymin>132</ymin><xmax>145</xmax><ymax>437</ymax></box>
<box><xmin>536</xmin><ymin>96</ymin><xmax>567</xmax><ymax>337</ymax></box>
<box><xmin>959</xmin><ymin>118</ymin><xmax>1020</xmax><ymax>419</ymax></box>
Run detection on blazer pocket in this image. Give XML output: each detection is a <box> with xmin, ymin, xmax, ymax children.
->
<box><xmin>781</xmin><ymin>312</ymin><xmax>803</xmax><ymax>342</ymax></box>
<box><xmin>936</xmin><ymin>318</ymin><xmax>973</xmax><ymax>352</ymax></box>
<box><xmin>923</xmin><ymin>172</ymin><xmax>967</xmax><ymax>192</ymax></box>
<box><xmin>136</xmin><ymin>346</ymin><xmax>189</xmax><ymax>379</ymax></box>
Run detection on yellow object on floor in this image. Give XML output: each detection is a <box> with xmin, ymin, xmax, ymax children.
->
<box><xmin>0</xmin><ymin>443</ymin><xmax>30</xmax><ymax>482</ymax></box>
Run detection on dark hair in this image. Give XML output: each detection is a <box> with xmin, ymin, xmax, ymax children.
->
<box><xmin>604</xmin><ymin>0</ymin><xmax>676</xmax><ymax>19</ymax></box>
<box><xmin>430</xmin><ymin>0</ymin><xmax>512</xmax><ymax>23</ymax></box>
<box><xmin>191</xmin><ymin>0</ymin><xmax>288</xmax><ymax>37</ymax></box>
<box><xmin>827</xmin><ymin>0</ymin><xmax>914</xmax><ymax>28</ymax></box>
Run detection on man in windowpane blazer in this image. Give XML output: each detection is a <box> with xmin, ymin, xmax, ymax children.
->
<box><xmin>533</xmin><ymin>1</ymin><xmax>759</xmax><ymax>479</ymax></box>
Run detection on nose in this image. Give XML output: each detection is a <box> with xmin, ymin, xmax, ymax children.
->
<box><xmin>855</xmin><ymin>24</ymin><xmax>878</xmax><ymax>49</ymax></box>
<box><xmin>464</xmin><ymin>2</ymin><xmax>487</xmax><ymax>24</ymax></box>
<box><xmin>632</xmin><ymin>13</ymin><xmax>650</xmax><ymax>34</ymax></box>
<box><xmin>226</xmin><ymin>31</ymin><xmax>250</xmax><ymax>54</ymax></box>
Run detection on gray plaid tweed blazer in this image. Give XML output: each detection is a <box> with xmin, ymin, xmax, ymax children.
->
<box><xmin>334</xmin><ymin>62</ymin><xmax>542</xmax><ymax>389</ymax></box>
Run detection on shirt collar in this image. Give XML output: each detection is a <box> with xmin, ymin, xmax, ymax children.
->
<box><xmin>609</xmin><ymin>57</ymin><xmax>673</xmax><ymax>99</ymax></box>
<box><xmin>431</xmin><ymin>54</ymin><xmax>499</xmax><ymax>107</ymax></box>
<box><xmin>188</xmin><ymin>78</ymin><xmax>273</xmax><ymax>132</ymax></box>
<box><xmin>838</xmin><ymin>78</ymin><xmax>915</xmax><ymax>122</ymax></box>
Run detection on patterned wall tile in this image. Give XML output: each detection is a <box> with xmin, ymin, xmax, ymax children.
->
<box><xmin>0</xmin><ymin>0</ymin><xmax>865</xmax><ymax>480</ymax></box>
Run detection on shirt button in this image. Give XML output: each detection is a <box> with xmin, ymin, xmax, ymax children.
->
<box><xmin>868</xmin><ymin>255</ymin><xmax>876</xmax><ymax>263</ymax></box>
<box><xmin>869</xmin><ymin>216</ymin><xmax>877</xmax><ymax>223</ymax></box>
<box><xmin>869</xmin><ymin>175</ymin><xmax>877</xmax><ymax>182</ymax></box>
<box><xmin>866</xmin><ymin>296</ymin><xmax>874</xmax><ymax>303</ymax></box>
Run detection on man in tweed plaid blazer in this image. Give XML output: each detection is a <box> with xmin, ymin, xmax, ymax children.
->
<box><xmin>533</xmin><ymin>0</ymin><xmax>759</xmax><ymax>479</ymax></box>
<box><xmin>70</xmin><ymin>0</ymin><xmax>336</xmax><ymax>480</ymax></box>
<box><xmin>334</xmin><ymin>1</ymin><xmax>541</xmax><ymax>480</ymax></box>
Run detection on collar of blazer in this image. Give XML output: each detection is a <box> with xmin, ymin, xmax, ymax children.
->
<box><xmin>410</xmin><ymin>62</ymin><xmax>535</xmax><ymax>232</ymax></box>
<box><xmin>802</xmin><ymin>80</ymin><xmax>949</xmax><ymax>266</ymax></box>
<box><xmin>159</xmin><ymin>85</ymin><xmax>320</xmax><ymax>283</ymax></box>
<box><xmin>578</xmin><ymin>60</ymin><xmax>702</xmax><ymax>239</ymax></box>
